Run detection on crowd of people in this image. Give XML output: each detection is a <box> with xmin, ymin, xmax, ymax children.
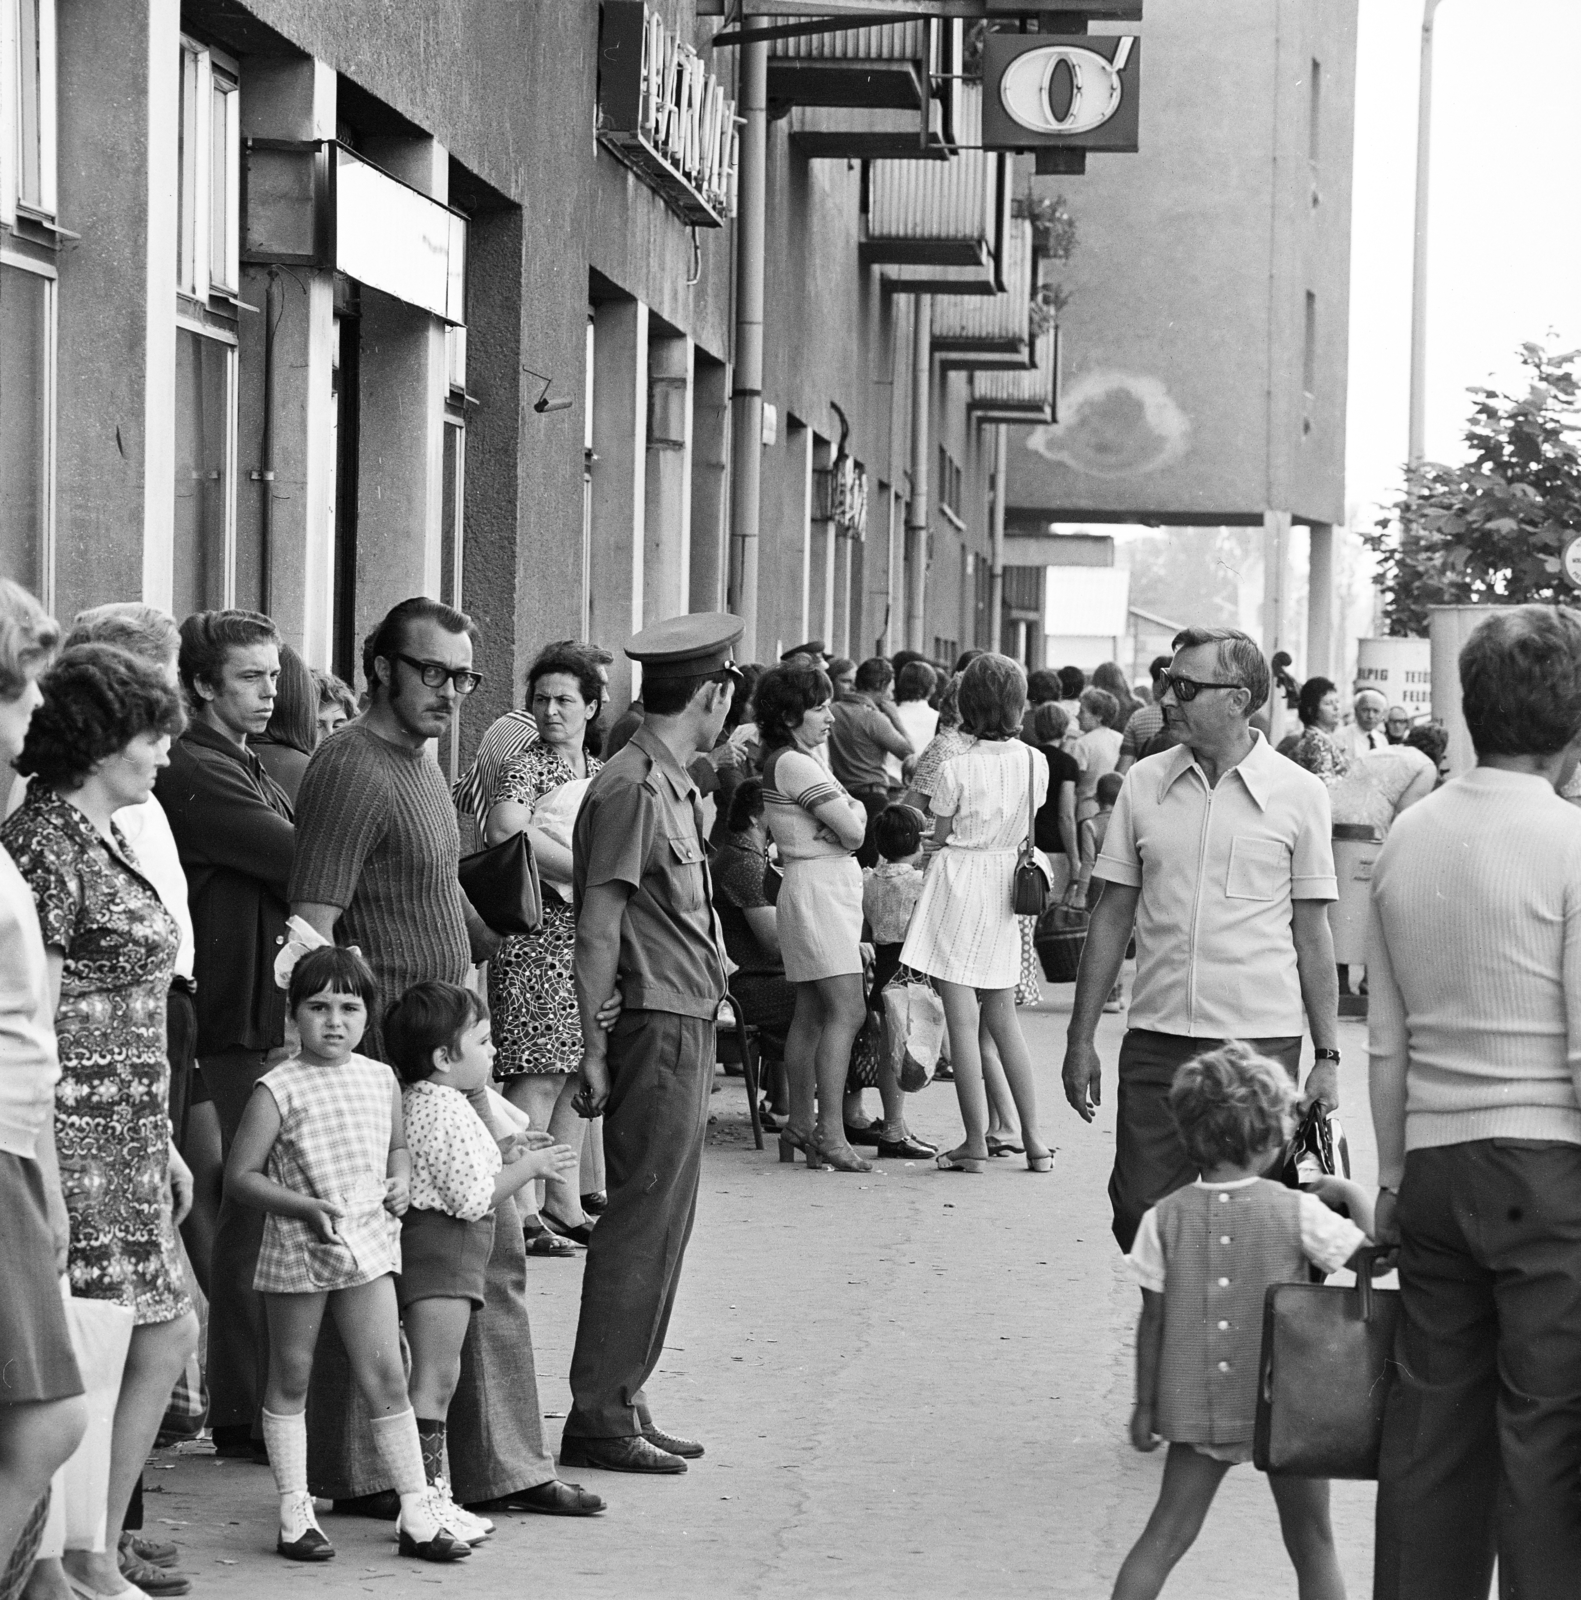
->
<box><xmin>0</xmin><ymin>564</ymin><xmax>1569</xmax><ymax>1599</ymax></box>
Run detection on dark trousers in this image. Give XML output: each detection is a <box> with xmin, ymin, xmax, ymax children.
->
<box><xmin>1108</xmin><ymin>1028</ymin><xmax>1302</xmax><ymax>1252</ymax></box>
<box><xmin>564</xmin><ymin>1010</ymin><xmax>714</xmax><ymax>1440</ymax></box>
<box><xmin>852</xmin><ymin>785</ymin><xmax>892</xmax><ymax>870</ymax></box>
<box><xmin>204</xmin><ymin>1046</ymin><xmax>273</xmax><ymax>1435</ymax></box>
<box><xmin>1374</xmin><ymin>1141</ymin><xmax>1581</xmax><ymax>1600</ymax></box>
<box><xmin>165</xmin><ymin>984</ymin><xmax>198</xmax><ymax>1148</ymax></box>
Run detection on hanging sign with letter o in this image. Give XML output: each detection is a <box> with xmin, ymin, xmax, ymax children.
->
<box><xmin>982</xmin><ymin>34</ymin><xmax>1141</xmax><ymax>152</ymax></box>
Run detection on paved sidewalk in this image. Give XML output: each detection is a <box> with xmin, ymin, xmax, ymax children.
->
<box><xmin>139</xmin><ymin>995</ymin><xmax>1378</xmax><ymax>1598</ymax></box>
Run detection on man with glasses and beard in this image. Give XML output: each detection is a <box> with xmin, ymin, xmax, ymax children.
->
<box><xmin>1060</xmin><ymin>626</ymin><xmax>1342</xmax><ymax>1252</ymax></box>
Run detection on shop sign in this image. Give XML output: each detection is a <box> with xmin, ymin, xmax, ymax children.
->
<box><xmin>981</xmin><ymin>33</ymin><xmax>1140</xmax><ymax>152</ymax></box>
<box><xmin>599</xmin><ymin>1</ymin><xmax>739</xmax><ymax>228</ymax></box>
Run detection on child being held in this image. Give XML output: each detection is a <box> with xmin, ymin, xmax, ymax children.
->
<box><xmin>384</xmin><ymin>982</ymin><xmax>578</xmax><ymax>1540</ymax></box>
<box><xmin>1112</xmin><ymin>1042</ymin><xmax>1375</xmax><ymax>1600</ymax></box>
<box><xmin>861</xmin><ymin>803</ymin><xmax>927</xmax><ymax>999</ymax></box>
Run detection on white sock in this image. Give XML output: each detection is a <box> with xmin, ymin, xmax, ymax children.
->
<box><xmin>369</xmin><ymin>1409</ymin><xmax>434</xmax><ymax>1529</ymax></box>
<box><xmin>262</xmin><ymin>1408</ymin><xmax>307</xmax><ymax>1498</ymax></box>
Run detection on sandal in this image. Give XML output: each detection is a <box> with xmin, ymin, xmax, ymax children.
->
<box><xmin>935</xmin><ymin>1147</ymin><xmax>986</xmax><ymax>1175</ymax></box>
<box><xmin>523</xmin><ymin>1223</ymin><xmax>582</xmax><ymax>1256</ymax></box>
<box><xmin>1026</xmin><ymin>1146</ymin><xmax>1055</xmax><ymax>1174</ymax></box>
<box><xmin>986</xmin><ymin>1136</ymin><xmax>1024</xmax><ymax>1158</ymax></box>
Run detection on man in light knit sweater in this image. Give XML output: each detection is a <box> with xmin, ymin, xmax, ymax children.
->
<box><xmin>1368</xmin><ymin>605</ymin><xmax>1581</xmax><ymax>1598</ymax></box>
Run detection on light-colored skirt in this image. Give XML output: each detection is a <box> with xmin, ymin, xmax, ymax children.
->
<box><xmin>777</xmin><ymin>854</ymin><xmax>864</xmax><ymax>982</ymax></box>
<box><xmin>901</xmin><ymin>844</ymin><xmax>1022</xmax><ymax>989</ymax></box>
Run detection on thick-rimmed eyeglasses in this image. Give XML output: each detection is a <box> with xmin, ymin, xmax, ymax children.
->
<box><xmin>393</xmin><ymin>653</ymin><xmax>484</xmax><ymax>694</ymax></box>
<box><xmin>1163</xmin><ymin>672</ymin><xmax>1243</xmax><ymax>703</ymax></box>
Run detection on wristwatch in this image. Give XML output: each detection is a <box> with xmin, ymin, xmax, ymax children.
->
<box><xmin>1313</xmin><ymin>1048</ymin><xmax>1342</xmax><ymax>1064</ymax></box>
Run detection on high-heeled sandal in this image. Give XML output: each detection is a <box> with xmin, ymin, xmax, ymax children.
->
<box><xmin>1025</xmin><ymin>1147</ymin><xmax>1055</xmax><ymax>1174</ymax></box>
<box><xmin>810</xmin><ymin>1135</ymin><xmax>873</xmax><ymax>1173</ymax></box>
<box><xmin>935</xmin><ymin>1147</ymin><xmax>987</xmax><ymax>1174</ymax></box>
<box><xmin>778</xmin><ymin>1128</ymin><xmax>825</xmax><ymax>1169</ymax></box>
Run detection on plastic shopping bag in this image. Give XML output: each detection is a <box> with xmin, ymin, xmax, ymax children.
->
<box><xmin>38</xmin><ymin>1284</ymin><xmax>134</xmax><ymax>1557</ymax></box>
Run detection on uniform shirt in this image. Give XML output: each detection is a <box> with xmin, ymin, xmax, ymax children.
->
<box><xmin>1095</xmin><ymin>730</ymin><xmax>1336</xmax><ymax>1038</ymax></box>
<box><xmin>573</xmin><ymin>722</ymin><xmax>726</xmax><ymax>1019</ymax></box>
<box><xmin>402</xmin><ymin>1079</ymin><xmax>503</xmax><ymax>1222</ymax></box>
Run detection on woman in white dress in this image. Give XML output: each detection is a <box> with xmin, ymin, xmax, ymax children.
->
<box><xmin>756</xmin><ymin>664</ymin><xmax>873</xmax><ymax>1173</ymax></box>
<box><xmin>901</xmin><ymin>654</ymin><xmax>1054</xmax><ymax>1175</ymax></box>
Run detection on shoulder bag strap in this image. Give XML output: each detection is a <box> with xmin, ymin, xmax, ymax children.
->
<box><xmin>1024</xmin><ymin>745</ymin><xmax>1037</xmax><ymax>857</ymax></box>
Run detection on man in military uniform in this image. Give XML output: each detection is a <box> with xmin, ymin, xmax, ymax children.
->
<box><xmin>560</xmin><ymin>613</ymin><xmax>742</xmax><ymax>1474</ymax></box>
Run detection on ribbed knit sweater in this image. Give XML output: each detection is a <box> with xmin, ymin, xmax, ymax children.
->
<box><xmin>1367</xmin><ymin>766</ymin><xmax>1581</xmax><ymax>1188</ymax></box>
<box><xmin>289</xmin><ymin>724</ymin><xmax>472</xmax><ymax>1030</ymax></box>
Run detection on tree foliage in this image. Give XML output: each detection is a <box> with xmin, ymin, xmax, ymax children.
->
<box><xmin>1363</xmin><ymin>343</ymin><xmax>1581</xmax><ymax>636</ymax></box>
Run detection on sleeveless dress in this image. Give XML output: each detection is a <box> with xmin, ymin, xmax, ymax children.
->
<box><xmin>253</xmin><ymin>1053</ymin><xmax>402</xmax><ymax>1294</ymax></box>
<box><xmin>762</xmin><ymin>745</ymin><xmax>865</xmax><ymax>983</ymax></box>
<box><xmin>901</xmin><ymin>740</ymin><xmax>1047</xmax><ymax>989</ymax></box>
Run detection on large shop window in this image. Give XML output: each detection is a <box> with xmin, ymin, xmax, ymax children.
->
<box><xmin>0</xmin><ymin>258</ymin><xmax>52</xmax><ymax>595</ymax></box>
<box><xmin>171</xmin><ymin>326</ymin><xmax>235</xmax><ymax>619</ymax></box>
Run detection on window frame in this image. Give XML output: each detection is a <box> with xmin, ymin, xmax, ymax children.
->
<box><xmin>3</xmin><ymin>0</ymin><xmax>57</xmax><ymax>227</ymax></box>
<box><xmin>0</xmin><ymin>244</ymin><xmax>57</xmax><ymax>607</ymax></box>
<box><xmin>172</xmin><ymin>309</ymin><xmax>239</xmax><ymax>612</ymax></box>
<box><xmin>177</xmin><ymin>33</ymin><xmax>239</xmax><ymax>304</ymax></box>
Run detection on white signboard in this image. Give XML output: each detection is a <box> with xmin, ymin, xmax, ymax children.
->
<box><xmin>1354</xmin><ymin>637</ymin><xmax>1431</xmax><ymax>719</ymax></box>
<box><xmin>1044</xmin><ymin>566</ymin><xmax>1131</xmax><ymax>638</ymax></box>
<box><xmin>335</xmin><ymin>147</ymin><xmax>465</xmax><ymax>324</ymax></box>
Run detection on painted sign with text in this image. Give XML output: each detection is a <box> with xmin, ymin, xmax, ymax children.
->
<box><xmin>981</xmin><ymin>33</ymin><xmax>1140</xmax><ymax>152</ymax></box>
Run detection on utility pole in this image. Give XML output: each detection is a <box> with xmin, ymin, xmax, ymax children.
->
<box><xmin>904</xmin><ymin>294</ymin><xmax>931</xmax><ymax>652</ymax></box>
<box><xmin>1407</xmin><ymin>0</ymin><xmax>1445</xmax><ymax>468</ymax></box>
<box><xmin>989</xmin><ymin>423</ymin><xmax>1006</xmax><ymax>654</ymax></box>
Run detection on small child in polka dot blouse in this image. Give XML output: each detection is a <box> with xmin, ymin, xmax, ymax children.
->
<box><xmin>1111</xmin><ymin>1042</ymin><xmax>1376</xmax><ymax>1600</ymax></box>
<box><xmin>384</xmin><ymin>981</ymin><xmax>578</xmax><ymax>1536</ymax></box>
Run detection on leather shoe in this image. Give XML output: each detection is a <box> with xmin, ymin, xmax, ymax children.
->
<box><xmin>580</xmin><ymin>1190</ymin><xmax>608</xmax><ymax>1215</ymax></box>
<box><xmin>329</xmin><ymin>1489</ymin><xmax>401</xmax><ymax>1520</ymax></box>
<box><xmin>468</xmin><ymin>1480</ymin><xmax>606</xmax><ymax>1516</ymax></box>
<box><xmin>842</xmin><ymin>1120</ymin><xmax>883</xmax><ymax>1146</ymax></box>
<box><xmin>876</xmin><ymin>1132</ymin><xmax>938</xmax><ymax>1160</ymax></box>
<box><xmin>642</xmin><ymin>1426</ymin><xmax>703</xmax><ymax>1459</ymax></box>
<box><xmin>560</xmin><ymin>1434</ymin><xmax>687</xmax><ymax>1474</ymax></box>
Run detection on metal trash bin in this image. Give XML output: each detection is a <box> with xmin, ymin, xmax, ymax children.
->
<box><xmin>1328</xmin><ymin>822</ymin><xmax>1383</xmax><ymax>968</ymax></box>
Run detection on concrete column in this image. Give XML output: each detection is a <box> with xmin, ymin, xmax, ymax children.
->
<box><xmin>237</xmin><ymin>56</ymin><xmax>336</xmax><ymax>660</ymax></box>
<box><xmin>644</xmin><ymin>331</ymin><xmax>693</xmax><ymax>624</ymax></box>
<box><xmin>590</xmin><ymin>298</ymin><xmax>648</xmax><ymax>710</ymax></box>
<box><xmin>904</xmin><ymin>295</ymin><xmax>932</xmax><ymax>652</ymax></box>
<box><xmin>689</xmin><ymin>356</ymin><xmax>730</xmax><ymax>612</ymax></box>
<box><xmin>1306</xmin><ymin>521</ymin><xmax>1335</xmax><ymax>679</ymax></box>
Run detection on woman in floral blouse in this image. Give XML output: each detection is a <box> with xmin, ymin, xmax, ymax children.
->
<box><xmin>1285</xmin><ymin>676</ymin><xmax>1351</xmax><ymax>789</ymax></box>
<box><xmin>483</xmin><ymin>641</ymin><xmax>605</xmax><ymax>1245</ymax></box>
<box><xmin>1</xmin><ymin>642</ymin><xmax>195</xmax><ymax>1600</ymax></box>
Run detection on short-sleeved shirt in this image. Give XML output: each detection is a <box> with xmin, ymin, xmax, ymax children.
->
<box><xmin>862</xmin><ymin>861</ymin><xmax>924</xmax><ymax>945</ymax></box>
<box><xmin>1033</xmin><ymin>743</ymin><xmax>1081</xmax><ymax>855</ymax></box>
<box><xmin>573</xmin><ymin>722</ymin><xmax>726</xmax><ymax>1019</ymax></box>
<box><xmin>829</xmin><ymin>694</ymin><xmax>903</xmax><ymax>793</ymax></box>
<box><xmin>402</xmin><ymin>1080</ymin><xmax>503</xmax><ymax>1222</ymax></box>
<box><xmin>1096</xmin><ymin>730</ymin><xmax>1337</xmax><ymax>1038</ymax></box>
<box><xmin>453</xmin><ymin>710</ymin><xmax>538</xmax><ymax>833</ymax></box>
<box><xmin>1120</xmin><ymin>702</ymin><xmax>1165</xmax><ymax>763</ymax></box>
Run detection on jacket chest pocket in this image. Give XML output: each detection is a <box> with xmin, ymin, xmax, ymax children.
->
<box><xmin>663</xmin><ymin>833</ymin><xmax>706</xmax><ymax>912</ymax></box>
<box><xmin>1225</xmin><ymin>835</ymin><xmax>1286</xmax><ymax>901</ymax></box>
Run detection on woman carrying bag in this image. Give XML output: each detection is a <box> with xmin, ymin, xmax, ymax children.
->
<box><xmin>900</xmin><ymin>654</ymin><xmax>1054</xmax><ymax>1175</ymax></box>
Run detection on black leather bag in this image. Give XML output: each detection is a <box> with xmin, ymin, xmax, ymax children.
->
<box><xmin>1012</xmin><ymin>746</ymin><xmax>1051</xmax><ymax>917</ymax></box>
<box><xmin>458</xmin><ymin>831</ymin><xmax>543</xmax><ymax>937</ymax></box>
<box><xmin>1253</xmin><ymin>1250</ymin><xmax>1401</xmax><ymax>1479</ymax></box>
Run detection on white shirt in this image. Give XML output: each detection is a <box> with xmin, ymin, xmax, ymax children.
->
<box><xmin>1096</xmin><ymin>730</ymin><xmax>1337</xmax><ymax>1038</ymax></box>
<box><xmin>1339</xmin><ymin>722</ymin><xmax>1388</xmax><ymax>762</ymax></box>
<box><xmin>401</xmin><ymin>1080</ymin><xmax>503</xmax><ymax>1222</ymax></box>
<box><xmin>894</xmin><ymin>700</ymin><xmax>939</xmax><ymax>783</ymax></box>
<box><xmin>1127</xmin><ymin>1176</ymin><xmax>1366</xmax><ymax>1292</ymax></box>
<box><xmin>115</xmin><ymin>795</ymin><xmax>195</xmax><ymax>982</ymax></box>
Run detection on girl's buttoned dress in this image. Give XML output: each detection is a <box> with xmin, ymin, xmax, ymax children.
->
<box><xmin>1128</xmin><ymin>1176</ymin><xmax>1365</xmax><ymax>1461</ymax></box>
<box><xmin>253</xmin><ymin>1053</ymin><xmax>402</xmax><ymax>1294</ymax></box>
<box><xmin>901</xmin><ymin>739</ymin><xmax>1047</xmax><ymax>989</ymax></box>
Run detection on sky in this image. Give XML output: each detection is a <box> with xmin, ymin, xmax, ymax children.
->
<box><xmin>1345</xmin><ymin>0</ymin><xmax>1581</xmax><ymax>525</ymax></box>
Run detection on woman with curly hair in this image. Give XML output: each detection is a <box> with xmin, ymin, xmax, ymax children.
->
<box><xmin>483</xmin><ymin>640</ymin><xmax>606</xmax><ymax>1243</ymax></box>
<box><xmin>1</xmin><ymin>643</ymin><xmax>197</xmax><ymax>1600</ymax></box>
<box><xmin>1284</xmin><ymin>677</ymin><xmax>1350</xmax><ymax>789</ymax></box>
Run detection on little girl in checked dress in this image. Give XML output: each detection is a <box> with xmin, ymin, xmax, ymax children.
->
<box><xmin>225</xmin><ymin>947</ymin><xmax>471</xmax><ymax>1566</ymax></box>
<box><xmin>1112</xmin><ymin>1042</ymin><xmax>1375</xmax><ymax>1600</ymax></box>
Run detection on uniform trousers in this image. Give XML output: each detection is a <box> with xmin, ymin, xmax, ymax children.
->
<box><xmin>1108</xmin><ymin>1028</ymin><xmax>1302</xmax><ymax>1253</ymax></box>
<box><xmin>563</xmin><ymin>1009</ymin><xmax>714</xmax><ymax>1441</ymax></box>
<box><xmin>204</xmin><ymin>1045</ymin><xmax>275</xmax><ymax>1434</ymax></box>
<box><xmin>1374</xmin><ymin>1141</ymin><xmax>1581</xmax><ymax>1600</ymax></box>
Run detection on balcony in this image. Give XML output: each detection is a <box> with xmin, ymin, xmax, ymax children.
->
<box><xmin>771</xmin><ymin>21</ymin><xmax>962</xmax><ymax>160</ymax></box>
<box><xmin>968</xmin><ymin>327</ymin><xmax>1061</xmax><ymax>423</ymax></box>
<box><xmin>861</xmin><ymin>85</ymin><xmax>1008</xmax><ymax>295</ymax></box>
<box><xmin>933</xmin><ymin>217</ymin><xmax>1035</xmax><ymax>371</ymax></box>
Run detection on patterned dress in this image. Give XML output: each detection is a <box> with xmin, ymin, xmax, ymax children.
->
<box><xmin>1</xmin><ymin>787</ymin><xmax>187</xmax><ymax>1325</ymax></box>
<box><xmin>253</xmin><ymin>1053</ymin><xmax>402</xmax><ymax>1294</ymax></box>
<box><xmin>487</xmin><ymin>742</ymin><xmax>602</xmax><ymax>1077</ymax></box>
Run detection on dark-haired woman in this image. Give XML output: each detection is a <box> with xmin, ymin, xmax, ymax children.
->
<box><xmin>900</xmin><ymin>654</ymin><xmax>1053</xmax><ymax>1175</ymax></box>
<box><xmin>484</xmin><ymin>642</ymin><xmax>604</xmax><ymax>1242</ymax></box>
<box><xmin>252</xmin><ymin>642</ymin><xmax>319</xmax><ymax>805</ymax></box>
<box><xmin>2</xmin><ymin>643</ymin><xmax>199</xmax><ymax>1600</ymax></box>
<box><xmin>1285</xmin><ymin>677</ymin><xmax>1350</xmax><ymax>788</ymax></box>
<box><xmin>756</xmin><ymin>664</ymin><xmax>872</xmax><ymax>1172</ymax></box>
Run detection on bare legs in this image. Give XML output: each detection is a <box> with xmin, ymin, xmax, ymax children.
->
<box><xmin>0</xmin><ymin>1396</ymin><xmax>86</xmax><ymax>1575</ymax></box>
<box><xmin>61</xmin><ymin>1311</ymin><xmax>199</xmax><ymax>1596</ymax></box>
<box><xmin>1112</xmin><ymin>1444</ymin><xmax>1343</xmax><ymax>1600</ymax></box>
<box><xmin>936</xmin><ymin>983</ymin><xmax>1049</xmax><ymax>1165</ymax></box>
<box><xmin>784</xmin><ymin>974</ymin><xmax>867</xmax><ymax>1155</ymax></box>
<box><xmin>503</xmin><ymin>1074</ymin><xmax>587</xmax><ymax>1227</ymax></box>
<box><xmin>179</xmin><ymin>1099</ymin><xmax>224</xmax><ymax>1296</ymax></box>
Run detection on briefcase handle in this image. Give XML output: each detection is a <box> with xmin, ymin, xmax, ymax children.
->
<box><xmin>1354</xmin><ymin>1246</ymin><xmax>1392</xmax><ymax>1321</ymax></box>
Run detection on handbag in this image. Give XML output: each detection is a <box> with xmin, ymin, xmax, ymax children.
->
<box><xmin>1034</xmin><ymin>902</ymin><xmax>1089</xmax><ymax>984</ymax></box>
<box><xmin>1012</xmin><ymin>746</ymin><xmax>1052</xmax><ymax>917</ymax></box>
<box><xmin>458</xmin><ymin>830</ymin><xmax>543</xmax><ymax>936</ymax></box>
<box><xmin>1253</xmin><ymin>1248</ymin><xmax>1402</xmax><ymax>1479</ymax></box>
